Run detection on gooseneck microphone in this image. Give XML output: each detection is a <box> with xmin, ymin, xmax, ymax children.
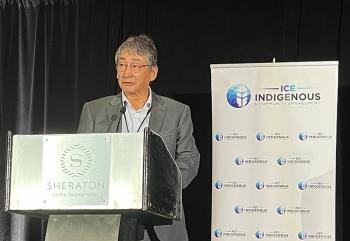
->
<box><xmin>117</xmin><ymin>105</ymin><xmax>127</xmax><ymax>132</ymax></box>
<box><xmin>106</xmin><ymin>114</ymin><xmax>118</xmax><ymax>132</ymax></box>
<box><xmin>106</xmin><ymin>105</ymin><xmax>127</xmax><ymax>133</ymax></box>
<box><xmin>121</xmin><ymin>105</ymin><xmax>130</xmax><ymax>133</ymax></box>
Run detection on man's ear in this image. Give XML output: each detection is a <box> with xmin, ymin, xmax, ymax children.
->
<box><xmin>150</xmin><ymin>65</ymin><xmax>158</xmax><ymax>81</ymax></box>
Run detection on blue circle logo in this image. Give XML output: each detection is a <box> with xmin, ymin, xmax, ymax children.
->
<box><xmin>234</xmin><ymin>205</ymin><xmax>243</xmax><ymax>214</ymax></box>
<box><xmin>298</xmin><ymin>182</ymin><xmax>307</xmax><ymax>190</ymax></box>
<box><xmin>214</xmin><ymin>229</ymin><xmax>222</xmax><ymax>238</ymax></box>
<box><xmin>215</xmin><ymin>181</ymin><xmax>223</xmax><ymax>189</ymax></box>
<box><xmin>299</xmin><ymin>132</ymin><xmax>308</xmax><ymax>141</ymax></box>
<box><xmin>255</xmin><ymin>231</ymin><xmax>264</xmax><ymax>239</ymax></box>
<box><xmin>256</xmin><ymin>132</ymin><xmax>265</xmax><ymax>141</ymax></box>
<box><xmin>227</xmin><ymin>84</ymin><xmax>251</xmax><ymax>108</ymax></box>
<box><xmin>256</xmin><ymin>181</ymin><xmax>265</xmax><ymax>190</ymax></box>
<box><xmin>277</xmin><ymin>206</ymin><xmax>286</xmax><ymax>215</ymax></box>
<box><xmin>235</xmin><ymin>157</ymin><xmax>244</xmax><ymax>165</ymax></box>
<box><xmin>216</xmin><ymin>133</ymin><xmax>224</xmax><ymax>141</ymax></box>
<box><xmin>277</xmin><ymin>157</ymin><xmax>286</xmax><ymax>165</ymax></box>
<box><xmin>298</xmin><ymin>231</ymin><xmax>307</xmax><ymax>240</ymax></box>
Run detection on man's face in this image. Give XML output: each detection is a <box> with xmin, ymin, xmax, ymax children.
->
<box><xmin>116</xmin><ymin>50</ymin><xmax>158</xmax><ymax>97</ymax></box>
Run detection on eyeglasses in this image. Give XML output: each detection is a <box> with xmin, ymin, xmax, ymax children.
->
<box><xmin>117</xmin><ymin>62</ymin><xmax>151</xmax><ymax>73</ymax></box>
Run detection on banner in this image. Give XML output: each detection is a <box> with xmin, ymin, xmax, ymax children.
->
<box><xmin>211</xmin><ymin>62</ymin><xmax>338</xmax><ymax>241</ymax></box>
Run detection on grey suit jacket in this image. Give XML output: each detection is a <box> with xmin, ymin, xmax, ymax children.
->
<box><xmin>77</xmin><ymin>91</ymin><xmax>200</xmax><ymax>241</ymax></box>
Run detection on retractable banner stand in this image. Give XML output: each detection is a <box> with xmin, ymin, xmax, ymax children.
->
<box><xmin>211</xmin><ymin>61</ymin><xmax>338</xmax><ymax>241</ymax></box>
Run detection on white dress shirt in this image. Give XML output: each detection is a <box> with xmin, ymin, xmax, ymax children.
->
<box><xmin>121</xmin><ymin>90</ymin><xmax>152</xmax><ymax>133</ymax></box>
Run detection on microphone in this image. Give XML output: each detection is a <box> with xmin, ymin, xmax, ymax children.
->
<box><xmin>106</xmin><ymin>114</ymin><xmax>118</xmax><ymax>132</ymax></box>
<box><xmin>120</xmin><ymin>100</ymin><xmax>130</xmax><ymax>132</ymax></box>
<box><xmin>120</xmin><ymin>105</ymin><xmax>126</xmax><ymax>114</ymax></box>
<box><xmin>116</xmin><ymin>105</ymin><xmax>127</xmax><ymax>132</ymax></box>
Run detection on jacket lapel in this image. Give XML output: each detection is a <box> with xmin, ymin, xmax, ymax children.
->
<box><xmin>106</xmin><ymin>93</ymin><xmax>123</xmax><ymax>133</ymax></box>
<box><xmin>149</xmin><ymin>92</ymin><xmax>167</xmax><ymax>134</ymax></box>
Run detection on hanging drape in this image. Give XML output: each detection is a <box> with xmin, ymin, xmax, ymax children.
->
<box><xmin>0</xmin><ymin>1</ymin><xmax>123</xmax><ymax>240</ymax></box>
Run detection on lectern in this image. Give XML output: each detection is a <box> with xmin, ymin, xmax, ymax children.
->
<box><xmin>5</xmin><ymin>128</ymin><xmax>182</xmax><ymax>241</ymax></box>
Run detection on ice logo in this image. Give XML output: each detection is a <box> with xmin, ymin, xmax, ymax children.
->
<box><xmin>227</xmin><ymin>84</ymin><xmax>251</xmax><ymax>108</ymax></box>
<box><xmin>256</xmin><ymin>181</ymin><xmax>265</xmax><ymax>190</ymax></box>
<box><xmin>298</xmin><ymin>231</ymin><xmax>307</xmax><ymax>240</ymax></box>
<box><xmin>235</xmin><ymin>157</ymin><xmax>244</xmax><ymax>165</ymax></box>
<box><xmin>277</xmin><ymin>206</ymin><xmax>286</xmax><ymax>215</ymax></box>
<box><xmin>277</xmin><ymin>157</ymin><xmax>286</xmax><ymax>165</ymax></box>
<box><xmin>214</xmin><ymin>229</ymin><xmax>222</xmax><ymax>238</ymax></box>
<box><xmin>216</xmin><ymin>133</ymin><xmax>224</xmax><ymax>141</ymax></box>
<box><xmin>298</xmin><ymin>181</ymin><xmax>308</xmax><ymax>190</ymax></box>
<box><xmin>256</xmin><ymin>132</ymin><xmax>265</xmax><ymax>141</ymax></box>
<box><xmin>234</xmin><ymin>205</ymin><xmax>243</xmax><ymax>214</ymax></box>
<box><xmin>255</xmin><ymin>231</ymin><xmax>264</xmax><ymax>239</ymax></box>
<box><xmin>299</xmin><ymin>132</ymin><xmax>308</xmax><ymax>141</ymax></box>
<box><xmin>215</xmin><ymin>181</ymin><xmax>223</xmax><ymax>189</ymax></box>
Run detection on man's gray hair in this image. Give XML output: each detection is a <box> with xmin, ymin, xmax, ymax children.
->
<box><xmin>115</xmin><ymin>34</ymin><xmax>158</xmax><ymax>66</ymax></box>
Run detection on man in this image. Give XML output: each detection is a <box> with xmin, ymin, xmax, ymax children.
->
<box><xmin>78</xmin><ymin>34</ymin><xmax>200</xmax><ymax>241</ymax></box>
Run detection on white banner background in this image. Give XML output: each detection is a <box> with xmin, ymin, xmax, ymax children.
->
<box><xmin>211</xmin><ymin>62</ymin><xmax>338</xmax><ymax>241</ymax></box>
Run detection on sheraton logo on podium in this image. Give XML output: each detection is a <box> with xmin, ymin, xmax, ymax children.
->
<box><xmin>43</xmin><ymin>136</ymin><xmax>110</xmax><ymax>203</ymax></box>
<box><xmin>46</xmin><ymin>144</ymin><xmax>106</xmax><ymax>191</ymax></box>
<box><xmin>60</xmin><ymin>144</ymin><xmax>92</xmax><ymax>177</ymax></box>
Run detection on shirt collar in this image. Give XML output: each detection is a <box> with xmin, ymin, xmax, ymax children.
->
<box><xmin>121</xmin><ymin>88</ymin><xmax>152</xmax><ymax>112</ymax></box>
